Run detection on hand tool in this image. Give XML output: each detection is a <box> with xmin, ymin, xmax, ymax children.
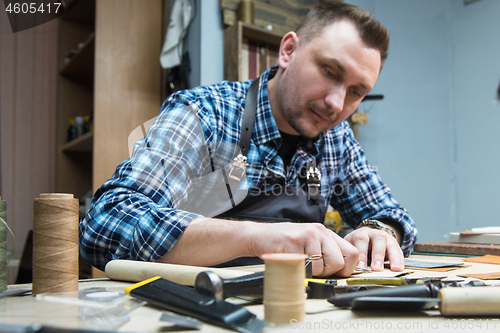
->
<box><xmin>104</xmin><ymin>259</ymin><xmax>255</xmax><ymax>285</ymax></box>
<box><xmin>125</xmin><ymin>276</ymin><xmax>267</xmax><ymax>333</ymax></box>
<box><xmin>438</xmin><ymin>286</ymin><xmax>500</xmax><ymax>316</ymax></box>
<box><xmin>346</xmin><ymin>276</ymin><xmax>448</xmax><ymax>286</ymax></box>
<box><xmin>341</xmin><ymin>284</ymin><xmax>500</xmax><ymax>316</ymax></box>
<box><xmin>328</xmin><ymin>280</ymin><xmax>486</xmax><ymax>308</ymax></box>
<box><xmin>195</xmin><ymin>270</ymin><xmax>337</xmax><ymax>299</ymax></box>
<box><xmin>351</xmin><ymin>296</ymin><xmax>440</xmax><ymax>311</ymax></box>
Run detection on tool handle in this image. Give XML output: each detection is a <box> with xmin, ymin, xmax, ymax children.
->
<box><xmin>328</xmin><ymin>283</ymin><xmax>436</xmax><ymax>307</ymax></box>
<box><xmin>105</xmin><ymin>260</ymin><xmax>252</xmax><ymax>286</ymax></box>
<box><xmin>127</xmin><ymin>277</ymin><xmax>263</xmax><ymax>332</ymax></box>
<box><xmin>439</xmin><ymin>286</ymin><xmax>500</xmax><ymax>316</ymax></box>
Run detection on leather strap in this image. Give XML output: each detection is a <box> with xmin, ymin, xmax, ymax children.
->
<box><xmin>237</xmin><ymin>77</ymin><xmax>321</xmax><ymax>202</ymax></box>
<box><xmin>239</xmin><ymin>78</ymin><xmax>260</xmax><ymax>156</ymax></box>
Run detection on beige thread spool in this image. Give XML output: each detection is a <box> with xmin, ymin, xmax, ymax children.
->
<box><xmin>237</xmin><ymin>0</ymin><xmax>254</xmax><ymax>24</ymax></box>
<box><xmin>33</xmin><ymin>193</ymin><xmax>79</xmax><ymax>294</ymax></box>
<box><xmin>262</xmin><ymin>253</ymin><xmax>308</xmax><ymax>325</ymax></box>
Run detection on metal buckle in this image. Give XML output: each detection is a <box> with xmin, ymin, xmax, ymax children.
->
<box><xmin>306</xmin><ymin>166</ymin><xmax>321</xmax><ymax>181</ymax></box>
<box><xmin>228</xmin><ymin>154</ymin><xmax>248</xmax><ymax>181</ymax></box>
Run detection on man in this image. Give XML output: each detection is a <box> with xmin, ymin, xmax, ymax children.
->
<box><xmin>80</xmin><ymin>1</ymin><xmax>417</xmax><ymax>278</ymax></box>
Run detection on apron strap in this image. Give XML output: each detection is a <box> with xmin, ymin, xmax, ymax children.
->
<box><xmin>231</xmin><ymin>77</ymin><xmax>322</xmax><ymax>204</ymax></box>
<box><xmin>239</xmin><ymin>78</ymin><xmax>260</xmax><ymax>156</ymax></box>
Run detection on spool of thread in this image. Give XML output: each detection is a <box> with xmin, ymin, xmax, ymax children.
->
<box><xmin>237</xmin><ymin>0</ymin><xmax>254</xmax><ymax>24</ymax></box>
<box><xmin>262</xmin><ymin>253</ymin><xmax>308</xmax><ymax>325</ymax></box>
<box><xmin>33</xmin><ymin>193</ymin><xmax>79</xmax><ymax>294</ymax></box>
<box><xmin>0</xmin><ymin>197</ymin><xmax>7</xmax><ymax>292</ymax></box>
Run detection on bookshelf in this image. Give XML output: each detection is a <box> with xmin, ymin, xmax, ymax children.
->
<box><xmin>55</xmin><ymin>0</ymin><xmax>95</xmax><ymax>203</ymax></box>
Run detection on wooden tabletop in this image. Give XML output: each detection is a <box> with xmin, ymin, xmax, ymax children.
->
<box><xmin>1</xmin><ymin>254</ymin><xmax>500</xmax><ymax>332</ymax></box>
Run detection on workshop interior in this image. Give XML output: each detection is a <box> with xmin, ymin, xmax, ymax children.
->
<box><xmin>1</xmin><ymin>0</ymin><xmax>500</xmax><ymax>331</ymax></box>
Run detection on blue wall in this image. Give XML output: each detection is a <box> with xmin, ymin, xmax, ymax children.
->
<box><xmin>450</xmin><ymin>0</ymin><xmax>500</xmax><ymax>235</ymax></box>
<box><xmin>187</xmin><ymin>0</ymin><xmax>500</xmax><ymax>243</ymax></box>
<box><xmin>349</xmin><ymin>0</ymin><xmax>500</xmax><ymax>242</ymax></box>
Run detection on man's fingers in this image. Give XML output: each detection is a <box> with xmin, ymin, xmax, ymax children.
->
<box><xmin>317</xmin><ymin>229</ymin><xmax>359</xmax><ymax>278</ymax></box>
<box><xmin>386</xmin><ymin>239</ymin><xmax>405</xmax><ymax>271</ymax></box>
<box><xmin>304</xmin><ymin>237</ymin><xmax>325</xmax><ymax>276</ymax></box>
<box><xmin>331</xmin><ymin>232</ymin><xmax>359</xmax><ymax>277</ymax></box>
<box><xmin>368</xmin><ymin>231</ymin><xmax>387</xmax><ymax>271</ymax></box>
<box><xmin>344</xmin><ymin>230</ymin><xmax>370</xmax><ymax>269</ymax></box>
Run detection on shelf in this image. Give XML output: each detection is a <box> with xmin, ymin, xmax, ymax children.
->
<box><xmin>61</xmin><ymin>0</ymin><xmax>95</xmax><ymax>25</ymax></box>
<box><xmin>60</xmin><ymin>32</ymin><xmax>95</xmax><ymax>79</ymax></box>
<box><xmin>224</xmin><ymin>21</ymin><xmax>282</xmax><ymax>82</ymax></box>
<box><xmin>241</xmin><ymin>22</ymin><xmax>282</xmax><ymax>45</ymax></box>
<box><xmin>62</xmin><ymin>131</ymin><xmax>93</xmax><ymax>153</ymax></box>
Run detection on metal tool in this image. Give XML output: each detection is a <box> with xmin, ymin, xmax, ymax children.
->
<box><xmin>195</xmin><ymin>270</ymin><xmax>337</xmax><ymax>299</ymax></box>
<box><xmin>329</xmin><ymin>280</ymin><xmax>486</xmax><ymax>308</ymax></box>
<box><xmin>195</xmin><ymin>270</ymin><xmax>264</xmax><ymax>299</ymax></box>
<box><xmin>346</xmin><ymin>276</ymin><xmax>452</xmax><ymax>286</ymax></box>
<box><xmin>351</xmin><ymin>296</ymin><xmax>440</xmax><ymax>311</ymax></box>
<box><xmin>125</xmin><ymin>276</ymin><xmax>267</xmax><ymax>333</ymax></box>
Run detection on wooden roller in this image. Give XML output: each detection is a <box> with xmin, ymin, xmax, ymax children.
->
<box><xmin>439</xmin><ymin>286</ymin><xmax>500</xmax><ymax>316</ymax></box>
<box><xmin>105</xmin><ymin>260</ymin><xmax>254</xmax><ymax>286</ymax></box>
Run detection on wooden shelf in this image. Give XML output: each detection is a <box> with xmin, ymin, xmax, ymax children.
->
<box><xmin>224</xmin><ymin>21</ymin><xmax>282</xmax><ymax>82</ymax></box>
<box><xmin>60</xmin><ymin>0</ymin><xmax>95</xmax><ymax>25</ymax></box>
<box><xmin>62</xmin><ymin>131</ymin><xmax>93</xmax><ymax>153</ymax></box>
<box><xmin>60</xmin><ymin>32</ymin><xmax>95</xmax><ymax>79</ymax></box>
<box><xmin>240</xmin><ymin>22</ymin><xmax>282</xmax><ymax>45</ymax></box>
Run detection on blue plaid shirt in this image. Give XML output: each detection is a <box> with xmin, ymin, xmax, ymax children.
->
<box><xmin>80</xmin><ymin>66</ymin><xmax>417</xmax><ymax>270</ymax></box>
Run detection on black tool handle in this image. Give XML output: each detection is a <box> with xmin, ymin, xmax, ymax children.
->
<box><xmin>129</xmin><ymin>278</ymin><xmax>260</xmax><ymax>331</ymax></box>
<box><xmin>328</xmin><ymin>282</ymin><xmax>441</xmax><ymax>307</ymax></box>
<box><xmin>223</xmin><ymin>271</ymin><xmax>264</xmax><ymax>298</ymax></box>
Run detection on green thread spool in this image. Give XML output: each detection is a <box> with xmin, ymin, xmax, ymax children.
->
<box><xmin>0</xmin><ymin>198</ymin><xmax>8</xmax><ymax>292</ymax></box>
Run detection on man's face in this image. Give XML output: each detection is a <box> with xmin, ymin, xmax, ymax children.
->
<box><xmin>271</xmin><ymin>20</ymin><xmax>382</xmax><ymax>138</ymax></box>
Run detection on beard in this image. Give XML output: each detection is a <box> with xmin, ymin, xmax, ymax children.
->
<box><xmin>283</xmin><ymin>101</ymin><xmax>338</xmax><ymax>139</ymax></box>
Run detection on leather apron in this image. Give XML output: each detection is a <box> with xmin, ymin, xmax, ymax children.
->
<box><xmin>214</xmin><ymin>78</ymin><xmax>328</xmax><ymax>267</ymax></box>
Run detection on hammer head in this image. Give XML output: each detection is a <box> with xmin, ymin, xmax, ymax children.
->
<box><xmin>195</xmin><ymin>271</ymin><xmax>224</xmax><ymax>299</ymax></box>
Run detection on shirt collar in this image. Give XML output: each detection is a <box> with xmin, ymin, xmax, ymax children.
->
<box><xmin>253</xmin><ymin>66</ymin><xmax>321</xmax><ymax>157</ymax></box>
<box><xmin>251</xmin><ymin>66</ymin><xmax>281</xmax><ymax>147</ymax></box>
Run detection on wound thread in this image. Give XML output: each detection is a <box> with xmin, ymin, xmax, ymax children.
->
<box><xmin>32</xmin><ymin>193</ymin><xmax>79</xmax><ymax>294</ymax></box>
<box><xmin>262</xmin><ymin>253</ymin><xmax>307</xmax><ymax>325</ymax></box>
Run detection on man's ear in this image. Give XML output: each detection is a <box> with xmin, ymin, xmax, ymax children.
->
<box><xmin>277</xmin><ymin>32</ymin><xmax>299</xmax><ymax>70</ymax></box>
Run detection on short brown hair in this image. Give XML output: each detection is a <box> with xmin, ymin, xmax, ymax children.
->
<box><xmin>296</xmin><ymin>0</ymin><xmax>390</xmax><ymax>65</ymax></box>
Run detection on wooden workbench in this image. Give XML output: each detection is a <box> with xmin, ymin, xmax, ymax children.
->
<box><xmin>1</xmin><ymin>254</ymin><xmax>500</xmax><ymax>332</ymax></box>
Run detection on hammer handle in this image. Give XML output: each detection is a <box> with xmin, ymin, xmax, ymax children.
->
<box><xmin>105</xmin><ymin>260</ymin><xmax>254</xmax><ymax>286</ymax></box>
<box><xmin>439</xmin><ymin>286</ymin><xmax>500</xmax><ymax>316</ymax></box>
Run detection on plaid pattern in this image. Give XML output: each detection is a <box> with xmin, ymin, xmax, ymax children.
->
<box><xmin>79</xmin><ymin>66</ymin><xmax>417</xmax><ymax>270</ymax></box>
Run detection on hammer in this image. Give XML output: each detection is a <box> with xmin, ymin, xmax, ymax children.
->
<box><xmin>193</xmin><ymin>260</ymin><xmax>317</xmax><ymax>299</ymax></box>
<box><xmin>195</xmin><ymin>270</ymin><xmax>264</xmax><ymax>299</ymax></box>
<box><xmin>195</xmin><ymin>270</ymin><xmax>339</xmax><ymax>299</ymax></box>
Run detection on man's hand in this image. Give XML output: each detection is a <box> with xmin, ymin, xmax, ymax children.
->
<box><xmin>344</xmin><ymin>227</ymin><xmax>404</xmax><ymax>272</ymax></box>
<box><xmin>248</xmin><ymin>222</ymin><xmax>359</xmax><ymax>277</ymax></box>
<box><xmin>161</xmin><ymin>218</ymin><xmax>359</xmax><ymax>278</ymax></box>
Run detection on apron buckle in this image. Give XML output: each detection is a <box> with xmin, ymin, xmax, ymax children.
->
<box><xmin>307</xmin><ymin>165</ymin><xmax>321</xmax><ymax>202</ymax></box>
<box><xmin>306</xmin><ymin>165</ymin><xmax>321</xmax><ymax>181</ymax></box>
<box><xmin>228</xmin><ymin>154</ymin><xmax>248</xmax><ymax>181</ymax></box>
